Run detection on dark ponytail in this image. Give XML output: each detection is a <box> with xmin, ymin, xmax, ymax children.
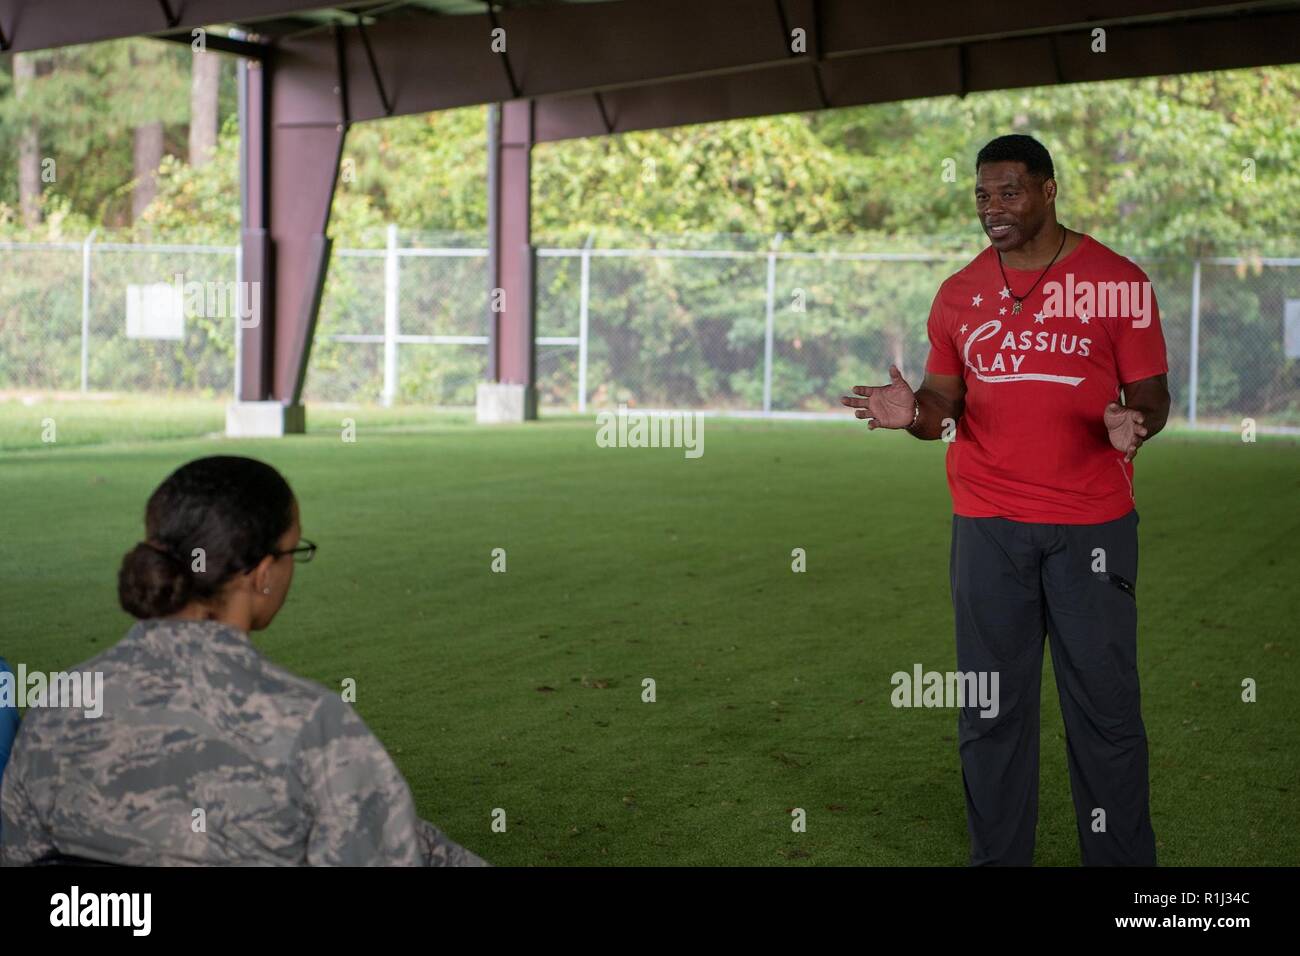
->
<box><xmin>118</xmin><ymin>456</ymin><xmax>295</xmax><ymax>619</ymax></box>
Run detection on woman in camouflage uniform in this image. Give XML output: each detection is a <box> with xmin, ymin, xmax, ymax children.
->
<box><xmin>0</xmin><ymin>456</ymin><xmax>484</xmax><ymax>867</ymax></box>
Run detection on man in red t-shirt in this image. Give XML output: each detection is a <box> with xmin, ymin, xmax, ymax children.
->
<box><xmin>842</xmin><ymin>135</ymin><xmax>1168</xmax><ymax>866</ymax></box>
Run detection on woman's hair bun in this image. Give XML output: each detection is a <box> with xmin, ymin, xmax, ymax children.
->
<box><xmin>117</xmin><ymin>541</ymin><xmax>192</xmax><ymax>619</ymax></box>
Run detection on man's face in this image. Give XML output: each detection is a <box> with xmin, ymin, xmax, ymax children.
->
<box><xmin>975</xmin><ymin>161</ymin><xmax>1054</xmax><ymax>251</ymax></box>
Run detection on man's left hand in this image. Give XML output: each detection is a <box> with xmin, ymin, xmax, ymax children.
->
<box><xmin>1104</xmin><ymin>401</ymin><xmax>1149</xmax><ymax>462</ymax></box>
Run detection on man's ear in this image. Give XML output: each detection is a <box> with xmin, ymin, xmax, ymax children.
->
<box><xmin>1043</xmin><ymin>177</ymin><xmax>1057</xmax><ymax>204</ymax></box>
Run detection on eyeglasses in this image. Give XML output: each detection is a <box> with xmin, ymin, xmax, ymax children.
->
<box><xmin>273</xmin><ymin>538</ymin><xmax>317</xmax><ymax>564</ymax></box>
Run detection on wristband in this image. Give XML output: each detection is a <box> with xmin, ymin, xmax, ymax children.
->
<box><xmin>905</xmin><ymin>397</ymin><xmax>921</xmax><ymax>432</ymax></box>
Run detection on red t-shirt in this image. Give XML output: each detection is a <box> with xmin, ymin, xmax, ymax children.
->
<box><xmin>924</xmin><ymin>234</ymin><xmax>1168</xmax><ymax>524</ymax></box>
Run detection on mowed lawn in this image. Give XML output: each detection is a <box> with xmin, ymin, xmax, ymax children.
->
<box><xmin>2</xmin><ymin>401</ymin><xmax>1298</xmax><ymax>866</ymax></box>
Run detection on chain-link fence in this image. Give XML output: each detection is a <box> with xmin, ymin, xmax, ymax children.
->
<box><xmin>311</xmin><ymin>227</ymin><xmax>488</xmax><ymax>406</ymax></box>
<box><xmin>1194</xmin><ymin>259</ymin><xmax>1300</xmax><ymax>425</ymax></box>
<box><xmin>2</xmin><ymin>232</ymin><xmax>1297</xmax><ymax>428</ymax></box>
<box><xmin>0</xmin><ymin>236</ymin><xmax>238</xmax><ymax>396</ymax></box>
<box><xmin>536</xmin><ymin>237</ymin><xmax>1300</xmax><ymax>427</ymax></box>
<box><xmin>535</xmin><ymin>240</ymin><xmax>966</xmax><ymax>416</ymax></box>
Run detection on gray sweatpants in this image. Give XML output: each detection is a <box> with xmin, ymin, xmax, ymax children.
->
<box><xmin>950</xmin><ymin>509</ymin><xmax>1157</xmax><ymax>866</ymax></box>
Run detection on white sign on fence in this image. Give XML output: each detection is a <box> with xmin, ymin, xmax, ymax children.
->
<box><xmin>1285</xmin><ymin>299</ymin><xmax>1300</xmax><ymax>360</ymax></box>
<box><xmin>126</xmin><ymin>283</ymin><xmax>185</xmax><ymax>340</ymax></box>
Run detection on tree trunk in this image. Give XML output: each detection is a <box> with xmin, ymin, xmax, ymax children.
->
<box><xmin>13</xmin><ymin>53</ymin><xmax>43</xmax><ymax>227</ymax></box>
<box><xmin>189</xmin><ymin>50</ymin><xmax>220</xmax><ymax>167</ymax></box>
<box><xmin>132</xmin><ymin>120</ymin><xmax>165</xmax><ymax>222</ymax></box>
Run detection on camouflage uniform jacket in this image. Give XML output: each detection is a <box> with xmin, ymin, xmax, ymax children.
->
<box><xmin>0</xmin><ymin>618</ymin><xmax>485</xmax><ymax>866</ymax></box>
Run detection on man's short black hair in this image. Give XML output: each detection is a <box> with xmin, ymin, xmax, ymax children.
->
<box><xmin>976</xmin><ymin>135</ymin><xmax>1055</xmax><ymax>182</ymax></box>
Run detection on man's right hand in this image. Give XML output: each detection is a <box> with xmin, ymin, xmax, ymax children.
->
<box><xmin>841</xmin><ymin>365</ymin><xmax>917</xmax><ymax>430</ymax></box>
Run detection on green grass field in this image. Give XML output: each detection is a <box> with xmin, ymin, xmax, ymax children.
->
<box><xmin>2</xmin><ymin>398</ymin><xmax>1298</xmax><ymax>866</ymax></box>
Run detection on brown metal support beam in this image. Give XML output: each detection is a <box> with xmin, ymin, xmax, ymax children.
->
<box><xmin>274</xmin><ymin>31</ymin><xmax>347</xmax><ymax>406</ymax></box>
<box><xmin>0</xmin><ymin>0</ymin><xmax>359</xmax><ymax>54</ymax></box>
<box><xmin>353</xmin><ymin>12</ymin><xmax>392</xmax><ymax>117</ymax></box>
<box><xmin>238</xmin><ymin>55</ymin><xmax>272</xmax><ymax>402</ymax></box>
<box><xmin>5</xmin><ymin>2</ymin><xmax>1297</xmax><ymax>134</ymax></box>
<box><xmin>809</xmin><ymin>0</ymin><xmax>830</xmax><ymax>110</ymax></box>
<box><xmin>156</xmin><ymin>29</ymin><xmax>271</xmax><ymax>59</ymax></box>
<box><xmin>481</xmin><ymin>0</ymin><xmax>521</xmax><ymax>100</ymax></box>
<box><xmin>592</xmin><ymin>91</ymin><xmax>614</xmax><ymax>135</ymax></box>
<box><xmin>490</xmin><ymin>100</ymin><xmax>536</xmax><ymax>403</ymax></box>
<box><xmin>156</xmin><ymin>0</ymin><xmax>180</xmax><ymax>30</ymax></box>
<box><xmin>2</xmin><ymin>0</ymin><xmax>1295</xmax><ymax>84</ymax></box>
<box><xmin>236</xmin><ymin>22</ymin><xmax>347</xmax><ymax>409</ymax></box>
<box><xmin>530</xmin><ymin>5</ymin><xmax>1300</xmax><ymax>141</ymax></box>
<box><xmin>186</xmin><ymin>1</ymin><xmax>1300</xmax><ymax>127</ymax></box>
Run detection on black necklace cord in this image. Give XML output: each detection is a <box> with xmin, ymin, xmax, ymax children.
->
<box><xmin>997</xmin><ymin>226</ymin><xmax>1068</xmax><ymax>309</ymax></box>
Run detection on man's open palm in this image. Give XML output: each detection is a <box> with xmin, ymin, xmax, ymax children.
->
<box><xmin>841</xmin><ymin>365</ymin><xmax>916</xmax><ymax>429</ymax></box>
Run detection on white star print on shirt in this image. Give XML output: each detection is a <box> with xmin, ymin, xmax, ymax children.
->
<box><xmin>959</xmin><ymin>324</ymin><xmax>968</xmax><ymax>334</ymax></box>
<box><xmin>999</xmin><ymin>307</ymin><xmax>1007</xmax><ymax>316</ymax></box>
<box><xmin>971</xmin><ymin>294</ymin><xmax>983</xmax><ymax>307</ymax></box>
<box><xmin>1079</xmin><ymin>313</ymin><xmax>1091</xmax><ymax>324</ymax></box>
<box><xmin>1033</xmin><ymin>311</ymin><xmax>1046</xmax><ymax>324</ymax></box>
<box><xmin>998</xmin><ymin>286</ymin><xmax>1011</xmax><ymax>299</ymax></box>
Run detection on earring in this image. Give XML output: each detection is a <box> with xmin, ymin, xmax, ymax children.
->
<box><xmin>262</xmin><ymin>587</ymin><xmax>271</xmax><ymax>594</ymax></box>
